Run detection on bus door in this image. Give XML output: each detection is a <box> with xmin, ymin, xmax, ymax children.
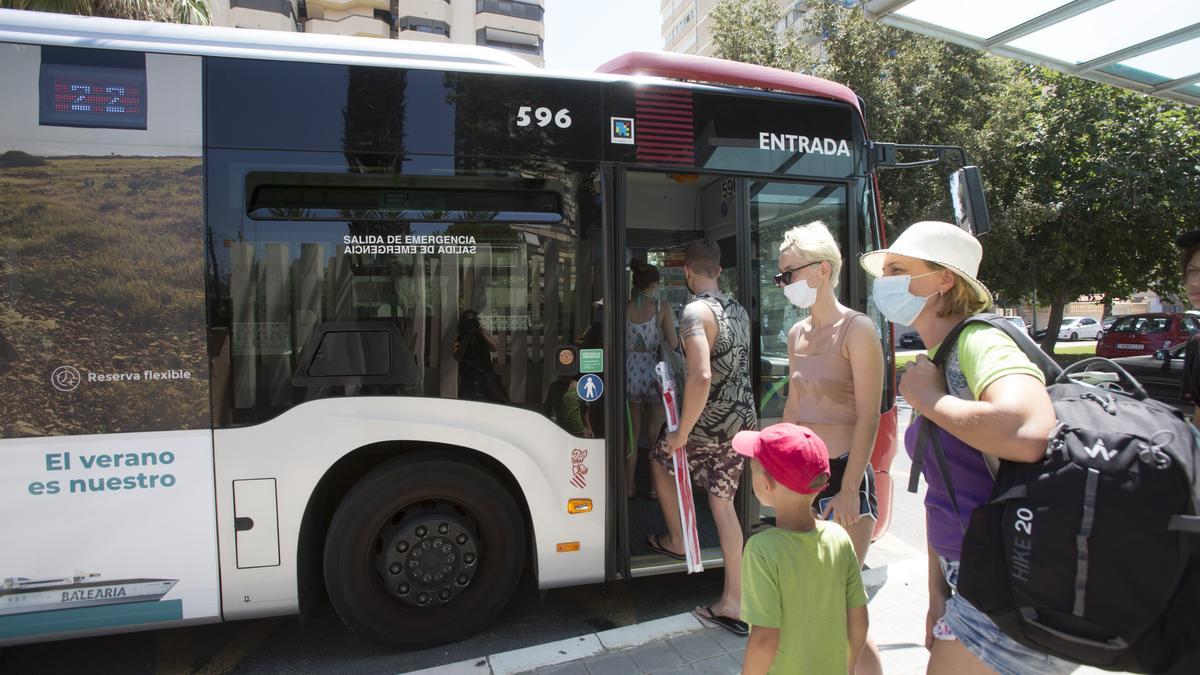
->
<box><xmin>613</xmin><ymin>171</ymin><xmax>860</xmax><ymax>576</ymax></box>
<box><xmin>613</xmin><ymin>169</ymin><xmax>744</xmax><ymax>577</ymax></box>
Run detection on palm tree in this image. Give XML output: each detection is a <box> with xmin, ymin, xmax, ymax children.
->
<box><xmin>0</xmin><ymin>0</ymin><xmax>210</xmax><ymax>25</ymax></box>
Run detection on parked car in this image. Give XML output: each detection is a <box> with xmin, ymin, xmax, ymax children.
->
<box><xmin>1107</xmin><ymin>342</ymin><xmax>1190</xmax><ymax>414</ymax></box>
<box><xmin>1001</xmin><ymin>315</ymin><xmax>1030</xmax><ymax>335</ymax></box>
<box><xmin>1057</xmin><ymin>316</ymin><xmax>1102</xmax><ymax>341</ymax></box>
<box><xmin>898</xmin><ymin>331</ymin><xmax>925</xmax><ymax>349</ymax></box>
<box><xmin>1096</xmin><ymin>313</ymin><xmax>1200</xmax><ymax>359</ymax></box>
<box><xmin>1033</xmin><ymin>320</ymin><xmax>1066</xmax><ymax>341</ymax></box>
<box><xmin>1096</xmin><ymin>315</ymin><xmax>1118</xmax><ymax>339</ymax></box>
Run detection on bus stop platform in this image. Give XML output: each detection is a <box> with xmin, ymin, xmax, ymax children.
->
<box><xmin>407</xmin><ymin>556</ymin><xmax>1126</xmax><ymax>675</ymax></box>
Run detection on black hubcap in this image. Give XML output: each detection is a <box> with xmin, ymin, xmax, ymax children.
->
<box><xmin>375</xmin><ymin>501</ymin><xmax>480</xmax><ymax>609</ymax></box>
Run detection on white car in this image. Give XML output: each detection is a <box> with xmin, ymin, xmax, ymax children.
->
<box><xmin>1058</xmin><ymin>316</ymin><xmax>1102</xmax><ymax>341</ymax></box>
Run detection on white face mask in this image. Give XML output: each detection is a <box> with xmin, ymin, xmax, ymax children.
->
<box><xmin>783</xmin><ymin>278</ymin><xmax>818</xmax><ymax>308</ymax></box>
<box><xmin>872</xmin><ymin>272</ymin><xmax>940</xmax><ymax>326</ymax></box>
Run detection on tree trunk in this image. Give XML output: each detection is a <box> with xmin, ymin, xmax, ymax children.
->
<box><xmin>1103</xmin><ymin>294</ymin><xmax>1114</xmax><ymax>318</ymax></box>
<box><xmin>1041</xmin><ymin>297</ymin><xmax>1068</xmax><ymax>355</ymax></box>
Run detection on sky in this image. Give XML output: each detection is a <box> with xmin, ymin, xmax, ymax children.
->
<box><xmin>543</xmin><ymin>1</ymin><xmax>663</xmax><ymax>73</ymax></box>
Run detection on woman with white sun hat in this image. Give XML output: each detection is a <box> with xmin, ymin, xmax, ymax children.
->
<box><xmin>860</xmin><ymin>221</ymin><xmax>1074</xmax><ymax>675</ymax></box>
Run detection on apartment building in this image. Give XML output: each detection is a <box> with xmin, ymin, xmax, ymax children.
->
<box><xmin>210</xmin><ymin>0</ymin><xmax>545</xmax><ymax>66</ymax></box>
<box><xmin>661</xmin><ymin>0</ymin><xmax>808</xmax><ymax>57</ymax></box>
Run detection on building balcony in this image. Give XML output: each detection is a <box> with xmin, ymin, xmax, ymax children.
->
<box><xmin>396</xmin><ymin>29</ymin><xmax>451</xmax><ymax>42</ymax></box>
<box><xmin>307</xmin><ymin>0</ymin><xmax>389</xmax><ymax>17</ymax></box>
<box><xmin>474</xmin><ymin>11</ymin><xmax>543</xmax><ymax>39</ymax></box>
<box><xmin>210</xmin><ymin>0</ymin><xmax>298</xmax><ymax>30</ymax></box>
<box><xmin>396</xmin><ymin>0</ymin><xmax>451</xmax><ymax>23</ymax></box>
<box><xmin>304</xmin><ymin>13</ymin><xmax>390</xmax><ymax>37</ymax></box>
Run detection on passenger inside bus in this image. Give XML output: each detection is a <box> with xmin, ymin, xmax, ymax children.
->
<box><xmin>544</xmin><ymin>373</ymin><xmax>593</xmax><ymax>438</ymax></box>
<box><xmin>453</xmin><ymin>309</ymin><xmax>506</xmax><ymax>403</ymax></box>
<box><xmin>625</xmin><ymin>259</ymin><xmax>680</xmax><ymax>498</ymax></box>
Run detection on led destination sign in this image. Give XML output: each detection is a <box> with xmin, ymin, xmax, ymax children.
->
<box><xmin>39</xmin><ymin>61</ymin><xmax>148</xmax><ymax>130</ymax></box>
<box><xmin>50</xmin><ymin>77</ymin><xmax>142</xmax><ymax>116</ymax></box>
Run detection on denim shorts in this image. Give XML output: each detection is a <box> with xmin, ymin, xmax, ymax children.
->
<box><xmin>935</xmin><ymin>558</ymin><xmax>1078</xmax><ymax>675</ymax></box>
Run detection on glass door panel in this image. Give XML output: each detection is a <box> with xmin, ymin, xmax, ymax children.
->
<box><xmin>739</xmin><ymin>181</ymin><xmax>849</xmax><ymax>532</ymax></box>
<box><xmin>749</xmin><ymin>182</ymin><xmax>849</xmax><ymax>427</ymax></box>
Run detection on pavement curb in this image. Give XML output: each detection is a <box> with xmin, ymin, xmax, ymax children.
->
<box><xmin>405</xmin><ymin>612</ymin><xmax>708</xmax><ymax>675</ymax></box>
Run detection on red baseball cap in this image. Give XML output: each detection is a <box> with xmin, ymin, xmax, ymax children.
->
<box><xmin>732</xmin><ymin>423</ymin><xmax>830</xmax><ymax>494</ymax></box>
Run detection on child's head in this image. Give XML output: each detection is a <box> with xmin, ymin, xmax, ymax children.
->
<box><xmin>733</xmin><ymin>423</ymin><xmax>831</xmax><ymax>508</ymax></box>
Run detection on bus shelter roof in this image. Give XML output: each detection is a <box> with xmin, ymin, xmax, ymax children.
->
<box><xmin>863</xmin><ymin>0</ymin><xmax>1200</xmax><ymax>107</ymax></box>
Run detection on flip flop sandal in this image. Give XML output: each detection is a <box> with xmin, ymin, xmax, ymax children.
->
<box><xmin>645</xmin><ymin>533</ymin><xmax>685</xmax><ymax>560</ymax></box>
<box><xmin>695</xmin><ymin>605</ymin><xmax>749</xmax><ymax>636</ymax></box>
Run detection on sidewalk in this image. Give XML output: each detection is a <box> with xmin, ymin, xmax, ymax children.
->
<box><xmin>409</xmin><ymin>556</ymin><xmax>1124</xmax><ymax>675</ymax></box>
<box><xmin>411</xmin><ymin>557</ymin><xmax>927</xmax><ymax>675</ymax></box>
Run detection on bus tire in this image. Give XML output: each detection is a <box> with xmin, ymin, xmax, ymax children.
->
<box><xmin>323</xmin><ymin>456</ymin><xmax>526</xmax><ymax>647</ymax></box>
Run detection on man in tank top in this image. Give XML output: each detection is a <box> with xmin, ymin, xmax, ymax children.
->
<box><xmin>646</xmin><ymin>239</ymin><xmax>757</xmax><ymax>635</ymax></box>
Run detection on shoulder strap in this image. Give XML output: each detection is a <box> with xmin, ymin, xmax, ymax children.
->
<box><xmin>834</xmin><ymin>311</ymin><xmax>865</xmax><ymax>350</ymax></box>
<box><xmin>909</xmin><ymin>417</ymin><xmax>968</xmax><ymax>533</ymax></box>
<box><xmin>932</xmin><ymin>313</ymin><xmax>1063</xmax><ymax>381</ymax></box>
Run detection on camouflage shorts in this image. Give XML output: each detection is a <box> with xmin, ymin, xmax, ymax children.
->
<box><xmin>653</xmin><ymin>437</ymin><xmax>745</xmax><ymax>501</ymax></box>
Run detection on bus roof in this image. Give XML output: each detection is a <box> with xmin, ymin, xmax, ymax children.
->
<box><xmin>0</xmin><ymin>9</ymin><xmax>863</xmax><ymax>115</ymax></box>
<box><xmin>596</xmin><ymin>51</ymin><xmax>862</xmax><ymax>115</ymax></box>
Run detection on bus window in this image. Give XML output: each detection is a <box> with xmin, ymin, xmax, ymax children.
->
<box><xmin>207</xmin><ymin>168</ymin><xmax>603</xmax><ymax>437</ymax></box>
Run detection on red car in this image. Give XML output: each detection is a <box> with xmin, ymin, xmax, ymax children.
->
<box><xmin>1096</xmin><ymin>313</ymin><xmax>1200</xmax><ymax>358</ymax></box>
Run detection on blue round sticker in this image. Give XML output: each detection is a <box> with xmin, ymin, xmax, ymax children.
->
<box><xmin>577</xmin><ymin>374</ymin><xmax>604</xmax><ymax>402</ymax></box>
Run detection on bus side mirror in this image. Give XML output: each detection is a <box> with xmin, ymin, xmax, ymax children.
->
<box><xmin>950</xmin><ymin>166</ymin><xmax>990</xmax><ymax>236</ymax></box>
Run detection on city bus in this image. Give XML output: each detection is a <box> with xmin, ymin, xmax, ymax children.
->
<box><xmin>0</xmin><ymin>9</ymin><xmax>986</xmax><ymax>647</ymax></box>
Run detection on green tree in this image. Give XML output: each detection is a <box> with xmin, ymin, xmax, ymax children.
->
<box><xmin>983</xmin><ymin>70</ymin><xmax>1200</xmax><ymax>352</ymax></box>
<box><xmin>798</xmin><ymin>2</ymin><xmax>1025</xmax><ymax>240</ymax></box>
<box><xmin>0</xmin><ymin>0</ymin><xmax>210</xmax><ymax>25</ymax></box>
<box><xmin>710</xmin><ymin>0</ymin><xmax>808</xmax><ymax>72</ymax></box>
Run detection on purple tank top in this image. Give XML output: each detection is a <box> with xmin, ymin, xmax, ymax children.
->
<box><xmin>904</xmin><ymin>416</ymin><xmax>995</xmax><ymax>561</ymax></box>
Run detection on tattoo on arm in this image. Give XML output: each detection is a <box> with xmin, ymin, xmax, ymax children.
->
<box><xmin>680</xmin><ymin>304</ymin><xmax>707</xmax><ymax>340</ymax></box>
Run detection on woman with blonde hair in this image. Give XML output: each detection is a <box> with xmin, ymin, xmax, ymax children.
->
<box><xmin>776</xmin><ymin>221</ymin><xmax>884</xmax><ymax>675</ymax></box>
<box><xmin>861</xmin><ymin>221</ymin><xmax>1073</xmax><ymax>675</ymax></box>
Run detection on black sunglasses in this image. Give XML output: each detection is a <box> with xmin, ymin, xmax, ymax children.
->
<box><xmin>773</xmin><ymin>261</ymin><xmax>821</xmax><ymax>287</ymax></box>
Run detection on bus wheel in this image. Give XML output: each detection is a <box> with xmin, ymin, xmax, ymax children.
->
<box><xmin>323</xmin><ymin>457</ymin><xmax>525</xmax><ymax>647</ymax></box>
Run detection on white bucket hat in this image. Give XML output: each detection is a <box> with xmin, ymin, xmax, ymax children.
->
<box><xmin>859</xmin><ymin>221</ymin><xmax>992</xmax><ymax>307</ymax></box>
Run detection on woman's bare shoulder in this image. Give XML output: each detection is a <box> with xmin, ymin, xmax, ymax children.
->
<box><xmin>843</xmin><ymin>313</ymin><xmax>882</xmax><ymax>354</ymax></box>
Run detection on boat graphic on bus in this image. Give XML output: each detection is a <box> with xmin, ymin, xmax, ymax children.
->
<box><xmin>0</xmin><ymin>574</ymin><xmax>178</xmax><ymax>616</ymax></box>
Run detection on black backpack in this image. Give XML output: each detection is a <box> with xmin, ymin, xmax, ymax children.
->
<box><xmin>909</xmin><ymin>314</ymin><xmax>1200</xmax><ymax>673</ymax></box>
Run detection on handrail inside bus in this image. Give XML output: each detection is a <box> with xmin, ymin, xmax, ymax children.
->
<box><xmin>594</xmin><ymin>51</ymin><xmax>861</xmax><ymax>115</ymax></box>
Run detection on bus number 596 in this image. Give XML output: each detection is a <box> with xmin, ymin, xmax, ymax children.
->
<box><xmin>515</xmin><ymin>106</ymin><xmax>571</xmax><ymax>129</ymax></box>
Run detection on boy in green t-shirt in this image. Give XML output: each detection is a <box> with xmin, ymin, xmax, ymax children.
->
<box><xmin>733</xmin><ymin>423</ymin><xmax>869</xmax><ymax>675</ymax></box>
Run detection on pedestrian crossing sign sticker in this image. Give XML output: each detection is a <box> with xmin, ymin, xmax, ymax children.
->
<box><xmin>610</xmin><ymin>117</ymin><xmax>634</xmax><ymax>145</ymax></box>
<box><xmin>577</xmin><ymin>374</ymin><xmax>603</xmax><ymax>402</ymax></box>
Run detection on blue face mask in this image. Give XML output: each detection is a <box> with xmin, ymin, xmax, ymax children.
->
<box><xmin>872</xmin><ymin>272</ymin><xmax>940</xmax><ymax>326</ymax></box>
